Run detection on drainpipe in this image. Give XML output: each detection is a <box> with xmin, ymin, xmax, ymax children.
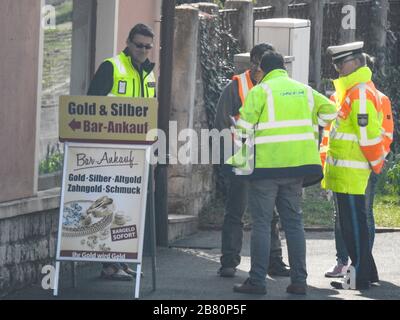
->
<box><xmin>155</xmin><ymin>0</ymin><xmax>176</xmax><ymax>247</ymax></box>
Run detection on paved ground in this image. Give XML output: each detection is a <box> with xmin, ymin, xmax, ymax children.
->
<box><xmin>5</xmin><ymin>231</ymin><xmax>400</xmax><ymax>300</ymax></box>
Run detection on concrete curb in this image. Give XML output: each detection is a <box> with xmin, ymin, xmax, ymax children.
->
<box><xmin>304</xmin><ymin>226</ymin><xmax>400</xmax><ymax>233</ymax></box>
<box><xmin>374</xmin><ymin>227</ymin><xmax>400</xmax><ymax>233</ymax></box>
<box><xmin>199</xmin><ymin>225</ymin><xmax>400</xmax><ymax>233</ymax></box>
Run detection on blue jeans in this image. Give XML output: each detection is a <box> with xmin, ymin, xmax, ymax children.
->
<box><xmin>334</xmin><ymin>172</ymin><xmax>378</xmax><ymax>265</ymax></box>
<box><xmin>248</xmin><ymin>177</ymin><xmax>306</xmax><ymax>287</ymax></box>
<box><xmin>220</xmin><ymin>170</ymin><xmax>283</xmax><ymax>268</ymax></box>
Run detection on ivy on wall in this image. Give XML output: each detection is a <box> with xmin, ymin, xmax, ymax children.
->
<box><xmin>198</xmin><ymin>14</ymin><xmax>240</xmax><ymax>197</ymax></box>
<box><xmin>198</xmin><ymin>14</ymin><xmax>240</xmax><ymax>129</ymax></box>
<box><xmin>373</xmin><ymin>46</ymin><xmax>400</xmax><ymax>155</ymax></box>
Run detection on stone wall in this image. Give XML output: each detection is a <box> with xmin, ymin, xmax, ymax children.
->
<box><xmin>167</xmin><ymin>5</ymin><xmax>215</xmax><ymax>218</ymax></box>
<box><xmin>0</xmin><ymin>209</ymin><xmax>58</xmax><ymax>296</ymax></box>
<box><xmin>191</xmin><ymin>6</ymin><xmax>217</xmax><ymax>217</ymax></box>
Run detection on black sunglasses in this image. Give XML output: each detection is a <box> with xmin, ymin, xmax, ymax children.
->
<box><xmin>131</xmin><ymin>41</ymin><xmax>153</xmax><ymax>50</ymax></box>
<box><xmin>333</xmin><ymin>56</ymin><xmax>356</xmax><ymax>68</ymax></box>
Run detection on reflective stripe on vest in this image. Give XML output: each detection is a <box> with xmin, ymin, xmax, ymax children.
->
<box><xmin>331</xmin><ymin>131</ymin><xmax>358</xmax><ymax>142</ymax></box>
<box><xmin>256</xmin><ymin>119</ymin><xmax>312</xmax><ymax>130</ymax></box>
<box><xmin>260</xmin><ymin>83</ymin><xmax>276</xmax><ymax>122</ymax></box>
<box><xmin>352</xmin><ymin>83</ymin><xmax>384</xmax><ymax>172</ymax></box>
<box><xmin>232</xmin><ymin>70</ymin><xmax>253</xmax><ymax>105</ymax></box>
<box><xmin>236</xmin><ymin>118</ymin><xmax>253</xmax><ymax>130</ymax></box>
<box><xmin>113</xmin><ymin>54</ymin><xmax>127</xmax><ymax>75</ymax></box>
<box><xmin>255</xmin><ymin>133</ymin><xmax>315</xmax><ymax>144</ymax></box>
<box><xmin>231</xmin><ymin>69</ymin><xmax>332</xmax><ymax>172</ymax></box>
<box><xmin>306</xmin><ymin>85</ymin><xmax>314</xmax><ymax>113</ymax></box>
<box><xmin>326</xmin><ymin>82</ymin><xmax>384</xmax><ymax>174</ymax></box>
<box><xmin>231</xmin><ymin>71</ymin><xmax>254</xmax><ymax>155</ymax></box>
<box><xmin>322</xmin><ymin>72</ymin><xmax>385</xmax><ymax>194</ymax></box>
<box><xmin>326</xmin><ymin>156</ymin><xmax>369</xmax><ymax>170</ymax></box>
<box><xmin>318</xmin><ymin>118</ymin><xmax>328</xmax><ymax>127</ymax></box>
<box><xmin>253</xmin><ymin>84</ymin><xmax>316</xmax><ymax>145</ymax></box>
<box><xmin>347</xmin><ymin>82</ymin><xmax>386</xmax><ymax>146</ymax></box>
<box><xmin>378</xmin><ymin>92</ymin><xmax>394</xmax><ymax>155</ymax></box>
<box><xmin>358</xmin><ymin>83</ymin><xmax>375</xmax><ymax>146</ymax></box>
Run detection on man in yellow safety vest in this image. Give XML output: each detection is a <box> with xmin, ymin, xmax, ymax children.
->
<box><xmin>231</xmin><ymin>50</ymin><xmax>336</xmax><ymax>295</ymax></box>
<box><xmin>88</xmin><ymin>23</ymin><xmax>156</xmax><ymax>281</ymax></box>
<box><xmin>214</xmin><ymin>43</ymin><xmax>291</xmax><ymax>279</ymax></box>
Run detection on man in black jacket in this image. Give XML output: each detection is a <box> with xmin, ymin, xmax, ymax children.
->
<box><xmin>88</xmin><ymin>23</ymin><xmax>155</xmax><ymax>281</ymax></box>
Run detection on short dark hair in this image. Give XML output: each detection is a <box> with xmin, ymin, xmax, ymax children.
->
<box><xmin>128</xmin><ymin>23</ymin><xmax>154</xmax><ymax>41</ymax></box>
<box><xmin>250</xmin><ymin>43</ymin><xmax>275</xmax><ymax>63</ymax></box>
<box><xmin>260</xmin><ymin>51</ymin><xmax>285</xmax><ymax>74</ymax></box>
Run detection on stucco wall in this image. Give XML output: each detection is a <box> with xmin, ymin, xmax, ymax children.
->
<box><xmin>117</xmin><ymin>0</ymin><xmax>161</xmax><ymax>76</ymax></box>
<box><xmin>0</xmin><ymin>0</ymin><xmax>42</xmax><ymax>202</ymax></box>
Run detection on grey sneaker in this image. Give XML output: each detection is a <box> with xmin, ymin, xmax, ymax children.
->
<box><xmin>233</xmin><ymin>278</ymin><xmax>267</xmax><ymax>295</ymax></box>
<box><xmin>286</xmin><ymin>283</ymin><xmax>307</xmax><ymax>295</ymax></box>
<box><xmin>324</xmin><ymin>263</ymin><xmax>348</xmax><ymax>278</ymax></box>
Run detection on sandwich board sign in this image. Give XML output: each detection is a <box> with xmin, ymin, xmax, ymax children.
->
<box><xmin>54</xmin><ymin>96</ymin><xmax>158</xmax><ymax>299</ymax></box>
<box><xmin>57</xmin><ymin>143</ymin><xmax>150</xmax><ymax>262</ymax></box>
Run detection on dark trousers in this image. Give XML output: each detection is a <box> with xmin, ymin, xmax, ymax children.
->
<box><xmin>335</xmin><ymin>193</ymin><xmax>379</xmax><ymax>285</ymax></box>
<box><xmin>220</xmin><ymin>172</ymin><xmax>283</xmax><ymax>268</ymax></box>
<box><xmin>333</xmin><ymin>172</ymin><xmax>379</xmax><ymax>265</ymax></box>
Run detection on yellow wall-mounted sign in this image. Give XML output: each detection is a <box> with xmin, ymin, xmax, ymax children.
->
<box><xmin>59</xmin><ymin>96</ymin><xmax>158</xmax><ymax>144</ymax></box>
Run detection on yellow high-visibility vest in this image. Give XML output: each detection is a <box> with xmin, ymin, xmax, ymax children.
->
<box><xmin>105</xmin><ymin>51</ymin><xmax>156</xmax><ymax>98</ymax></box>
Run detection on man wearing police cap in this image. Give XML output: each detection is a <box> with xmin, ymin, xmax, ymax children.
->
<box><xmin>322</xmin><ymin>41</ymin><xmax>384</xmax><ymax>290</ymax></box>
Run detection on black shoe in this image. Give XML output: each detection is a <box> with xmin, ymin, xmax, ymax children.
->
<box><xmin>331</xmin><ymin>280</ymin><xmax>371</xmax><ymax>290</ymax></box>
<box><xmin>233</xmin><ymin>278</ymin><xmax>267</xmax><ymax>295</ymax></box>
<box><xmin>217</xmin><ymin>267</ymin><xmax>236</xmax><ymax>278</ymax></box>
<box><xmin>370</xmin><ymin>274</ymin><xmax>379</xmax><ymax>284</ymax></box>
<box><xmin>286</xmin><ymin>283</ymin><xmax>307</xmax><ymax>295</ymax></box>
<box><xmin>268</xmin><ymin>258</ymin><xmax>290</xmax><ymax>277</ymax></box>
<box><xmin>330</xmin><ymin>280</ymin><xmax>345</xmax><ymax>289</ymax></box>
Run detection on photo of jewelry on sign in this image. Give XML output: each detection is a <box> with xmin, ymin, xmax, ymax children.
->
<box><xmin>62</xmin><ymin>197</ymin><xmax>114</xmax><ymax>238</ymax></box>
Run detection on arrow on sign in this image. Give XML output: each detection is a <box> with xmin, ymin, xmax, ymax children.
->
<box><xmin>69</xmin><ymin>119</ymin><xmax>81</xmax><ymax>131</ymax></box>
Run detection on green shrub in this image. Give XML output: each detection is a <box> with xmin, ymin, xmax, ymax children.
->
<box><xmin>198</xmin><ymin>15</ymin><xmax>239</xmax><ymax>129</ymax></box>
<box><xmin>376</xmin><ymin>154</ymin><xmax>400</xmax><ymax>195</ymax></box>
<box><xmin>386</xmin><ymin>155</ymin><xmax>400</xmax><ymax>195</ymax></box>
<box><xmin>373</xmin><ymin>65</ymin><xmax>400</xmax><ymax>155</ymax></box>
<box><xmin>39</xmin><ymin>144</ymin><xmax>64</xmax><ymax>175</ymax></box>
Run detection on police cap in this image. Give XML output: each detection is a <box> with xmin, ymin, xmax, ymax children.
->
<box><xmin>327</xmin><ymin>41</ymin><xmax>364</xmax><ymax>63</ymax></box>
